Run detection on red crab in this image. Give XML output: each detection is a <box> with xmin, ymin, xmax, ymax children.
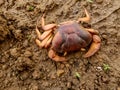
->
<box><xmin>35</xmin><ymin>8</ymin><xmax>101</xmax><ymax>62</ymax></box>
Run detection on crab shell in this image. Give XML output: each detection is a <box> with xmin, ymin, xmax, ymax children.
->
<box><xmin>52</xmin><ymin>22</ymin><xmax>92</xmax><ymax>53</ymax></box>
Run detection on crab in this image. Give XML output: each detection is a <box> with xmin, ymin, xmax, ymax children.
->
<box><xmin>35</xmin><ymin>8</ymin><xmax>101</xmax><ymax>62</ymax></box>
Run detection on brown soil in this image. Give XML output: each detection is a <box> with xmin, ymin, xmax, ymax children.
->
<box><xmin>0</xmin><ymin>0</ymin><xmax>120</xmax><ymax>90</ymax></box>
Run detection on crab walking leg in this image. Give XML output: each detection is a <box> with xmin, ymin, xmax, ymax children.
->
<box><xmin>36</xmin><ymin>27</ymin><xmax>41</xmax><ymax>39</ymax></box>
<box><xmin>35</xmin><ymin>33</ymin><xmax>52</xmax><ymax>48</ymax></box>
<box><xmin>83</xmin><ymin>35</ymin><xmax>101</xmax><ymax>57</ymax></box>
<box><xmin>35</xmin><ymin>39</ymin><xmax>42</xmax><ymax>48</ymax></box>
<box><xmin>40</xmin><ymin>30</ymin><xmax>52</xmax><ymax>40</ymax></box>
<box><xmin>78</xmin><ymin>8</ymin><xmax>90</xmax><ymax>23</ymax></box>
<box><xmin>85</xmin><ymin>28</ymin><xmax>99</xmax><ymax>35</ymax></box>
<box><xmin>41</xmin><ymin>33</ymin><xmax>52</xmax><ymax>48</ymax></box>
<box><xmin>45</xmin><ymin>35</ymin><xmax>54</xmax><ymax>48</ymax></box>
<box><xmin>41</xmin><ymin>14</ymin><xmax>45</xmax><ymax>27</ymax></box>
<box><xmin>48</xmin><ymin>49</ymin><xmax>67</xmax><ymax>62</ymax></box>
<box><xmin>41</xmin><ymin>14</ymin><xmax>57</xmax><ymax>31</ymax></box>
<box><xmin>42</xmin><ymin>24</ymin><xmax>57</xmax><ymax>31</ymax></box>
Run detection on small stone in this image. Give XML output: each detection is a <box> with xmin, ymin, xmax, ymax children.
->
<box><xmin>20</xmin><ymin>72</ymin><xmax>29</xmax><ymax>80</ymax></box>
<box><xmin>50</xmin><ymin>73</ymin><xmax>56</xmax><ymax>79</ymax></box>
<box><xmin>13</xmin><ymin>29</ymin><xmax>22</xmax><ymax>39</ymax></box>
<box><xmin>24</xmin><ymin>57</ymin><xmax>33</xmax><ymax>67</ymax></box>
<box><xmin>102</xmin><ymin>34</ymin><xmax>108</xmax><ymax>39</ymax></box>
<box><xmin>96</xmin><ymin>66</ymin><xmax>102</xmax><ymax>71</ymax></box>
<box><xmin>2</xmin><ymin>64</ymin><xmax>8</xmax><ymax>70</ymax></box>
<box><xmin>96</xmin><ymin>0</ymin><xmax>103</xmax><ymax>4</ymax></box>
<box><xmin>0</xmin><ymin>0</ymin><xmax>4</xmax><ymax>5</ymax></box>
<box><xmin>67</xmin><ymin>82</ymin><xmax>72</xmax><ymax>88</ymax></box>
<box><xmin>32</xmin><ymin>70</ymin><xmax>42</xmax><ymax>79</ymax></box>
<box><xmin>51</xmin><ymin>75</ymin><xmax>56</xmax><ymax>79</ymax></box>
<box><xmin>0</xmin><ymin>71</ymin><xmax>3</xmax><ymax>78</ymax></box>
<box><xmin>101</xmin><ymin>76</ymin><xmax>109</xmax><ymax>83</ymax></box>
<box><xmin>31</xmin><ymin>84</ymin><xmax>39</xmax><ymax>90</ymax></box>
<box><xmin>42</xmin><ymin>81</ymin><xmax>49</xmax><ymax>87</ymax></box>
<box><xmin>117</xmin><ymin>32</ymin><xmax>120</xmax><ymax>37</ymax></box>
<box><xmin>60</xmin><ymin>64</ymin><xmax>65</xmax><ymax>69</ymax></box>
<box><xmin>56</xmin><ymin>70</ymin><xmax>64</xmax><ymax>77</ymax></box>
<box><xmin>51</xmin><ymin>87</ymin><xmax>62</xmax><ymax>90</ymax></box>
<box><xmin>24</xmin><ymin>51</ymin><xmax>32</xmax><ymax>57</ymax></box>
<box><xmin>65</xmin><ymin>64</ymin><xmax>70</xmax><ymax>68</ymax></box>
<box><xmin>117</xmin><ymin>87</ymin><xmax>120</xmax><ymax>90</ymax></box>
<box><xmin>23</xmin><ymin>40</ymin><xmax>28</xmax><ymax>47</ymax></box>
<box><xmin>10</xmin><ymin>48</ymin><xmax>19</xmax><ymax>57</ymax></box>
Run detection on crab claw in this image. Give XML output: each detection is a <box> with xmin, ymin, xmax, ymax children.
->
<box><xmin>83</xmin><ymin>35</ymin><xmax>101</xmax><ymax>58</ymax></box>
<box><xmin>48</xmin><ymin>49</ymin><xmax>67</xmax><ymax>62</ymax></box>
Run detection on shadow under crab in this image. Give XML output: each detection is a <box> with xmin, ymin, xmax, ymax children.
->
<box><xmin>35</xmin><ymin>8</ymin><xmax>101</xmax><ymax>62</ymax></box>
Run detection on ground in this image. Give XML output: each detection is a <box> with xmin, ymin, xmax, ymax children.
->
<box><xmin>0</xmin><ymin>0</ymin><xmax>120</xmax><ymax>90</ymax></box>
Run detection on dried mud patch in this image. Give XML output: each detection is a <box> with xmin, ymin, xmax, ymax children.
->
<box><xmin>0</xmin><ymin>0</ymin><xmax>120</xmax><ymax>90</ymax></box>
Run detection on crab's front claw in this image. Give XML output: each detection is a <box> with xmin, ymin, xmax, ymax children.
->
<box><xmin>83</xmin><ymin>35</ymin><xmax>101</xmax><ymax>58</ymax></box>
<box><xmin>48</xmin><ymin>49</ymin><xmax>67</xmax><ymax>62</ymax></box>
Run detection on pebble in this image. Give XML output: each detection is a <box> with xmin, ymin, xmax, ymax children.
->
<box><xmin>31</xmin><ymin>84</ymin><xmax>39</xmax><ymax>90</ymax></box>
<box><xmin>14</xmin><ymin>29</ymin><xmax>22</xmax><ymax>39</ymax></box>
<box><xmin>102</xmin><ymin>34</ymin><xmax>108</xmax><ymax>40</ymax></box>
<box><xmin>96</xmin><ymin>66</ymin><xmax>102</xmax><ymax>71</ymax></box>
<box><xmin>96</xmin><ymin>0</ymin><xmax>103</xmax><ymax>4</ymax></box>
<box><xmin>24</xmin><ymin>57</ymin><xmax>33</xmax><ymax>67</ymax></box>
<box><xmin>32</xmin><ymin>70</ymin><xmax>42</xmax><ymax>79</ymax></box>
<box><xmin>24</xmin><ymin>51</ymin><xmax>32</xmax><ymax>57</ymax></box>
<box><xmin>23</xmin><ymin>40</ymin><xmax>28</xmax><ymax>47</ymax></box>
<box><xmin>20</xmin><ymin>72</ymin><xmax>29</xmax><ymax>80</ymax></box>
<box><xmin>65</xmin><ymin>63</ymin><xmax>70</xmax><ymax>68</ymax></box>
<box><xmin>10</xmin><ymin>48</ymin><xmax>19</xmax><ymax>57</ymax></box>
<box><xmin>42</xmin><ymin>81</ymin><xmax>49</xmax><ymax>87</ymax></box>
<box><xmin>101</xmin><ymin>76</ymin><xmax>109</xmax><ymax>83</ymax></box>
<box><xmin>117</xmin><ymin>87</ymin><xmax>120</xmax><ymax>90</ymax></box>
<box><xmin>117</xmin><ymin>32</ymin><xmax>120</xmax><ymax>37</ymax></box>
<box><xmin>0</xmin><ymin>0</ymin><xmax>4</xmax><ymax>5</ymax></box>
<box><xmin>56</xmin><ymin>70</ymin><xmax>64</xmax><ymax>77</ymax></box>
<box><xmin>50</xmin><ymin>87</ymin><xmax>62</xmax><ymax>90</ymax></box>
<box><xmin>67</xmin><ymin>82</ymin><xmax>72</xmax><ymax>88</ymax></box>
<box><xmin>0</xmin><ymin>71</ymin><xmax>3</xmax><ymax>78</ymax></box>
<box><xmin>2</xmin><ymin>64</ymin><xmax>8</xmax><ymax>70</ymax></box>
<box><xmin>60</xmin><ymin>64</ymin><xmax>65</xmax><ymax>69</ymax></box>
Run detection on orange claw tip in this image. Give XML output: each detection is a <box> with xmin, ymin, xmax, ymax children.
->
<box><xmin>83</xmin><ymin>42</ymin><xmax>101</xmax><ymax>58</ymax></box>
<box><xmin>48</xmin><ymin>49</ymin><xmax>67</xmax><ymax>62</ymax></box>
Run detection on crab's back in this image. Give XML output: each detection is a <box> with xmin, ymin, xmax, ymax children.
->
<box><xmin>52</xmin><ymin>22</ymin><xmax>92</xmax><ymax>53</ymax></box>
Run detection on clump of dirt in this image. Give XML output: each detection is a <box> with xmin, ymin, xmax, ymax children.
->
<box><xmin>0</xmin><ymin>11</ymin><xmax>10</xmax><ymax>41</ymax></box>
<box><xmin>0</xmin><ymin>0</ymin><xmax>120</xmax><ymax>90</ymax></box>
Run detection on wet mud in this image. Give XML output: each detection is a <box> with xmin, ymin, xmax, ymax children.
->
<box><xmin>0</xmin><ymin>0</ymin><xmax>120</xmax><ymax>90</ymax></box>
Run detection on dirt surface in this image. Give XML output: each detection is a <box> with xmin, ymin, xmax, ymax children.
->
<box><xmin>0</xmin><ymin>0</ymin><xmax>120</xmax><ymax>90</ymax></box>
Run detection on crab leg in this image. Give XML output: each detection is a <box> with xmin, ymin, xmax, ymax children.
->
<box><xmin>36</xmin><ymin>26</ymin><xmax>41</xmax><ymax>40</ymax></box>
<box><xmin>35</xmin><ymin>39</ymin><xmax>42</xmax><ymax>48</ymax></box>
<box><xmin>42</xmin><ymin>24</ymin><xmax>57</xmax><ymax>31</ymax></box>
<box><xmin>45</xmin><ymin>35</ymin><xmax>54</xmax><ymax>48</ymax></box>
<box><xmin>85</xmin><ymin>28</ymin><xmax>99</xmax><ymax>35</ymax></box>
<box><xmin>41</xmin><ymin>14</ymin><xmax>57</xmax><ymax>31</ymax></box>
<box><xmin>83</xmin><ymin>35</ymin><xmax>101</xmax><ymax>57</ymax></box>
<box><xmin>36</xmin><ymin>33</ymin><xmax>52</xmax><ymax>48</ymax></box>
<box><xmin>41</xmin><ymin>33</ymin><xmax>52</xmax><ymax>48</ymax></box>
<box><xmin>40</xmin><ymin>30</ymin><xmax>52</xmax><ymax>40</ymax></box>
<box><xmin>78</xmin><ymin>8</ymin><xmax>90</xmax><ymax>23</ymax></box>
<box><xmin>48</xmin><ymin>49</ymin><xmax>67</xmax><ymax>62</ymax></box>
<box><xmin>35</xmin><ymin>14</ymin><xmax>56</xmax><ymax>48</ymax></box>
